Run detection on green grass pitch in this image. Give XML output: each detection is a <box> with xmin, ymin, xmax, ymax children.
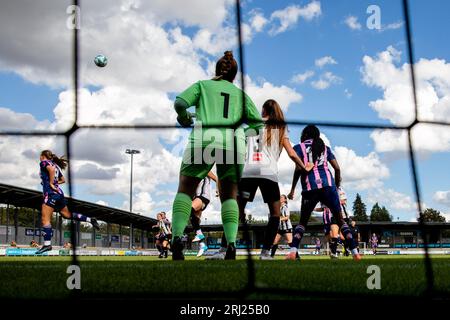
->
<box><xmin>0</xmin><ymin>255</ymin><xmax>449</xmax><ymax>300</ymax></box>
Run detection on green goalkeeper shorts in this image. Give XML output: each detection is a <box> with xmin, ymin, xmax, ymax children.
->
<box><xmin>180</xmin><ymin>147</ymin><xmax>244</xmax><ymax>183</ymax></box>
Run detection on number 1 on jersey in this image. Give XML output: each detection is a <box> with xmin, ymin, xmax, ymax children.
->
<box><xmin>221</xmin><ymin>92</ymin><xmax>230</xmax><ymax>118</ymax></box>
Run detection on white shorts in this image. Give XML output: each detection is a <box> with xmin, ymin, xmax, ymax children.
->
<box><xmin>195</xmin><ymin>177</ymin><xmax>211</xmax><ymax>210</ymax></box>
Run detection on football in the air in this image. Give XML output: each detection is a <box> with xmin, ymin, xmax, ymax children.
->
<box><xmin>94</xmin><ymin>54</ymin><xmax>108</xmax><ymax>67</ymax></box>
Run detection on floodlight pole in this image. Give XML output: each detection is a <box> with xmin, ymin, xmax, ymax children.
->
<box><xmin>125</xmin><ymin>149</ymin><xmax>140</xmax><ymax>249</ymax></box>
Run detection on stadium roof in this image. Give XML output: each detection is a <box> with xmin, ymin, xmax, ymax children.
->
<box><xmin>0</xmin><ymin>183</ymin><xmax>156</xmax><ymax>230</ymax></box>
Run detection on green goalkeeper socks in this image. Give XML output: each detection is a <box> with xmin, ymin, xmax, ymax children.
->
<box><xmin>171</xmin><ymin>193</ymin><xmax>192</xmax><ymax>239</ymax></box>
<box><xmin>221</xmin><ymin>199</ymin><xmax>239</xmax><ymax>245</ymax></box>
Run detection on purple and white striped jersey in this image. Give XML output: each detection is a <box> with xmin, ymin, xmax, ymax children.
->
<box><xmin>40</xmin><ymin>160</ymin><xmax>63</xmax><ymax>196</ymax></box>
<box><xmin>293</xmin><ymin>139</ymin><xmax>336</xmax><ymax>192</ymax></box>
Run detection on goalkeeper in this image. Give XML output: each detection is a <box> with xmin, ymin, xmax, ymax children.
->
<box><xmin>170</xmin><ymin>51</ymin><xmax>263</xmax><ymax>260</ymax></box>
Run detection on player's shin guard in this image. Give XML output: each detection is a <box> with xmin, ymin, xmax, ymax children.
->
<box><xmin>190</xmin><ymin>209</ymin><xmax>201</xmax><ymax>232</ymax></box>
<box><xmin>72</xmin><ymin>212</ymin><xmax>91</xmax><ymax>223</ymax></box>
<box><xmin>221</xmin><ymin>199</ymin><xmax>239</xmax><ymax>245</ymax></box>
<box><xmin>290</xmin><ymin>224</ymin><xmax>305</xmax><ymax>249</ymax></box>
<box><xmin>42</xmin><ymin>225</ymin><xmax>53</xmax><ymax>246</ymax></box>
<box><xmin>171</xmin><ymin>193</ymin><xmax>192</xmax><ymax>240</ymax></box>
<box><xmin>270</xmin><ymin>244</ymin><xmax>278</xmax><ymax>257</ymax></box>
<box><xmin>263</xmin><ymin>216</ymin><xmax>280</xmax><ymax>250</ymax></box>
<box><xmin>341</xmin><ymin>223</ymin><xmax>357</xmax><ymax>250</ymax></box>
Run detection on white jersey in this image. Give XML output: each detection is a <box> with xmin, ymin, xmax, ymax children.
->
<box><xmin>241</xmin><ymin>127</ymin><xmax>287</xmax><ymax>182</ymax></box>
<box><xmin>195</xmin><ymin>176</ymin><xmax>211</xmax><ymax>202</ymax></box>
<box><xmin>279</xmin><ymin>204</ymin><xmax>292</xmax><ymax>231</ymax></box>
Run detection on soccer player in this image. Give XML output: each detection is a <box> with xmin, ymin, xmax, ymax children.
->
<box><xmin>170</xmin><ymin>51</ymin><xmax>263</xmax><ymax>260</ymax></box>
<box><xmin>314</xmin><ymin>203</ymin><xmax>336</xmax><ymax>257</ymax></box>
<box><xmin>208</xmin><ymin>100</ymin><xmax>312</xmax><ymax>260</ymax></box>
<box><xmin>287</xmin><ymin>125</ymin><xmax>361</xmax><ymax>261</ymax></box>
<box><xmin>371</xmin><ymin>233</ymin><xmax>378</xmax><ymax>255</ymax></box>
<box><xmin>191</xmin><ymin>171</ymin><xmax>218</xmax><ymax>257</ymax></box>
<box><xmin>161</xmin><ymin>212</ymin><xmax>172</xmax><ymax>258</ymax></box>
<box><xmin>240</xmin><ymin>99</ymin><xmax>313</xmax><ymax>260</ymax></box>
<box><xmin>152</xmin><ymin>213</ymin><xmax>164</xmax><ymax>258</ymax></box>
<box><xmin>314</xmin><ymin>188</ymin><xmax>348</xmax><ymax>259</ymax></box>
<box><xmin>36</xmin><ymin>150</ymin><xmax>99</xmax><ymax>254</ymax></box>
<box><xmin>270</xmin><ymin>195</ymin><xmax>293</xmax><ymax>258</ymax></box>
<box><xmin>153</xmin><ymin>212</ymin><xmax>172</xmax><ymax>258</ymax></box>
<box><xmin>314</xmin><ymin>237</ymin><xmax>321</xmax><ymax>255</ymax></box>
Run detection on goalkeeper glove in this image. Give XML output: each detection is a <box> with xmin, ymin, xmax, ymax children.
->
<box><xmin>177</xmin><ymin>112</ymin><xmax>194</xmax><ymax>127</ymax></box>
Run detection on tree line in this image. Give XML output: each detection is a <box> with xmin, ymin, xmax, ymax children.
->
<box><xmin>352</xmin><ymin>193</ymin><xmax>446</xmax><ymax>222</ymax></box>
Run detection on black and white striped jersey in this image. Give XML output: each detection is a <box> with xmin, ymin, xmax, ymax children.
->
<box><xmin>279</xmin><ymin>204</ymin><xmax>292</xmax><ymax>231</ymax></box>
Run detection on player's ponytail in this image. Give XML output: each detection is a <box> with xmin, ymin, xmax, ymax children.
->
<box><xmin>213</xmin><ymin>51</ymin><xmax>238</xmax><ymax>82</ymax></box>
<box><xmin>262</xmin><ymin>99</ymin><xmax>286</xmax><ymax>148</ymax></box>
<box><xmin>300</xmin><ymin>125</ymin><xmax>325</xmax><ymax>163</ymax></box>
<box><xmin>40</xmin><ymin>150</ymin><xmax>68</xmax><ymax>170</ymax></box>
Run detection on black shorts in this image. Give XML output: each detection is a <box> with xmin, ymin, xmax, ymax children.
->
<box><xmin>193</xmin><ymin>196</ymin><xmax>210</xmax><ymax>210</ymax></box>
<box><xmin>278</xmin><ymin>228</ymin><xmax>292</xmax><ymax>235</ymax></box>
<box><xmin>300</xmin><ymin>186</ymin><xmax>343</xmax><ymax>228</ymax></box>
<box><xmin>157</xmin><ymin>234</ymin><xmax>170</xmax><ymax>242</ymax></box>
<box><xmin>239</xmin><ymin>178</ymin><xmax>280</xmax><ymax>203</ymax></box>
<box><xmin>43</xmin><ymin>193</ymin><xmax>66</xmax><ymax>211</ymax></box>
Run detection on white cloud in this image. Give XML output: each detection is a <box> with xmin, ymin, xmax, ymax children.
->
<box><xmin>311</xmin><ymin>72</ymin><xmax>342</xmax><ymax>90</ymax></box>
<box><xmin>367</xmin><ymin>189</ymin><xmax>417</xmax><ymax>212</ymax></box>
<box><xmin>334</xmin><ymin>146</ymin><xmax>390</xmax><ymax>190</ymax></box>
<box><xmin>269</xmin><ymin>1</ymin><xmax>321</xmax><ymax>36</ymax></box>
<box><xmin>315</xmin><ymin>56</ymin><xmax>337</xmax><ymax>68</ymax></box>
<box><xmin>249</xmin><ymin>9</ymin><xmax>268</xmax><ymax>32</ymax></box>
<box><xmin>245</xmin><ymin>76</ymin><xmax>303</xmax><ymax>112</ymax></box>
<box><xmin>137</xmin><ymin>0</ymin><xmax>231</xmax><ymax>30</ymax></box>
<box><xmin>361</xmin><ymin>46</ymin><xmax>450</xmax><ymax>153</ymax></box>
<box><xmin>0</xmin><ymin>107</ymin><xmax>51</xmax><ymax>131</ymax></box>
<box><xmin>0</xmin><ymin>1</ymin><xmax>217</xmax><ymax>89</ymax></box>
<box><xmin>193</xmin><ymin>26</ymin><xmax>237</xmax><ymax>56</ymax></box>
<box><xmin>291</xmin><ymin>70</ymin><xmax>315</xmax><ymax>84</ymax></box>
<box><xmin>129</xmin><ymin>191</ymin><xmax>155</xmax><ymax>216</ymax></box>
<box><xmin>344</xmin><ymin>88</ymin><xmax>352</xmax><ymax>98</ymax></box>
<box><xmin>434</xmin><ymin>190</ymin><xmax>450</xmax><ymax>207</ymax></box>
<box><xmin>96</xmin><ymin>200</ymin><xmax>109</xmax><ymax>207</ymax></box>
<box><xmin>371</xmin><ymin>125</ymin><xmax>450</xmax><ymax>154</ymax></box>
<box><xmin>344</xmin><ymin>15</ymin><xmax>362</xmax><ymax>30</ymax></box>
<box><xmin>382</xmin><ymin>21</ymin><xmax>404</xmax><ymax>31</ymax></box>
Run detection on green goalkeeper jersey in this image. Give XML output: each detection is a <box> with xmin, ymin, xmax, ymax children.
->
<box><xmin>177</xmin><ymin>79</ymin><xmax>263</xmax><ymax>152</ymax></box>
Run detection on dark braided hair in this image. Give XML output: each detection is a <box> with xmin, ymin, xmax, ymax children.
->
<box><xmin>41</xmin><ymin>150</ymin><xmax>68</xmax><ymax>170</ymax></box>
<box><xmin>300</xmin><ymin>125</ymin><xmax>326</xmax><ymax>163</ymax></box>
<box><xmin>214</xmin><ymin>50</ymin><xmax>238</xmax><ymax>82</ymax></box>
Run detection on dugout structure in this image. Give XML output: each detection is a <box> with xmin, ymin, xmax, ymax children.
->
<box><xmin>0</xmin><ymin>183</ymin><xmax>156</xmax><ymax>249</ymax></box>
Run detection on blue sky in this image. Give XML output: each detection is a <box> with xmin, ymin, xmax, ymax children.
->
<box><xmin>0</xmin><ymin>0</ymin><xmax>449</xmax><ymax>223</ymax></box>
